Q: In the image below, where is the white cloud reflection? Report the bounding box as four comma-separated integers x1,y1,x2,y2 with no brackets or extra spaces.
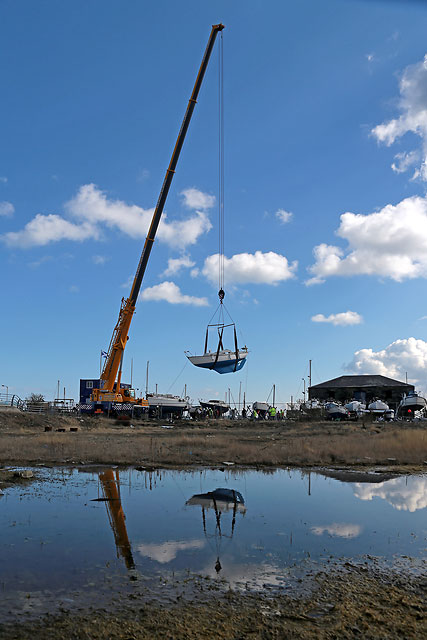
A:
311,523,362,538
353,476,427,513
137,539,205,563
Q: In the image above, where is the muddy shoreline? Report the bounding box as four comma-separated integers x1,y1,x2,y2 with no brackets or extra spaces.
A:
1,566,425,639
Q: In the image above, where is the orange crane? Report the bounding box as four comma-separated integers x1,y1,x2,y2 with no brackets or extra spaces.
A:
90,24,224,409
98,469,135,570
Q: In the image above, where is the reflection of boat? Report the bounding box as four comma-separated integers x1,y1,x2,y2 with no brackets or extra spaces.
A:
186,488,246,574
186,488,246,514
147,393,188,414
98,469,135,571
398,391,426,417
199,399,230,415
186,348,248,374
368,399,389,413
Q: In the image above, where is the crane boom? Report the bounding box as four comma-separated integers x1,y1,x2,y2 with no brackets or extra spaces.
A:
92,23,224,404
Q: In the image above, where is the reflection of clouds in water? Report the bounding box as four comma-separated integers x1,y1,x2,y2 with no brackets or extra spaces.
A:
137,539,205,563
353,477,427,513
311,523,362,538
202,559,286,588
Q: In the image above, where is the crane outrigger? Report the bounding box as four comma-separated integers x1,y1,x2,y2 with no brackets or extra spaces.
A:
90,24,224,410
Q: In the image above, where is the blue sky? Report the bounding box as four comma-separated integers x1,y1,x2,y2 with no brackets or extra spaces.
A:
2,0,427,405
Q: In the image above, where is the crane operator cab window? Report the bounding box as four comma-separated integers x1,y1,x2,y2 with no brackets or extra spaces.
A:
122,388,135,399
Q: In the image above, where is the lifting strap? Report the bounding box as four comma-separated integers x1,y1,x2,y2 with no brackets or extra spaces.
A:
211,325,224,369
204,326,209,355
233,325,239,372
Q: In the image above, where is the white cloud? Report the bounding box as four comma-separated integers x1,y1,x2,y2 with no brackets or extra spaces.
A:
180,187,215,211
2,183,212,249
275,209,293,224
311,523,362,538
0,201,14,217
307,195,427,284
345,336,427,384
203,251,297,286
161,254,195,277
67,184,212,249
137,539,205,563
311,311,363,326
2,214,99,248
0,176,7,184
69,285,79,293
92,254,108,266
353,477,427,512
372,53,427,180
140,281,208,306
391,150,420,175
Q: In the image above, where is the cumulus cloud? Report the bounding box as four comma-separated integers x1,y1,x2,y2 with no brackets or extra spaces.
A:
0,201,14,217
311,523,362,538
307,195,427,284
2,214,99,247
311,311,363,326
353,476,427,512
203,251,297,286
137,539,205,563
140,281,208,306
67,184,212,249
345,336,427,384
372,54,427,180
161,254,195,277
275,209,293,224
1,184,212,249
180,187,215,211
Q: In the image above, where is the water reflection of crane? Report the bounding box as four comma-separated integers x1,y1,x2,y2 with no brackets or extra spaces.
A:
186,488,246,574
98,469,135,571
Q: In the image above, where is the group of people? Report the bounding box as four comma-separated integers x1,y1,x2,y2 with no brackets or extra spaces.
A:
189,405,286,420
249,406,285,420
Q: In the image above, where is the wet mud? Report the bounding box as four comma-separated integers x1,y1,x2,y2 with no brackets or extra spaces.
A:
1,567,425,639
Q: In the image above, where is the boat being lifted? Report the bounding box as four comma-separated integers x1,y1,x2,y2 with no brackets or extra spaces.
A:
186,347,248,374
186,303,248,374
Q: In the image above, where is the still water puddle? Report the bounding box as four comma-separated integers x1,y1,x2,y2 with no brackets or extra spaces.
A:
0,467,425,621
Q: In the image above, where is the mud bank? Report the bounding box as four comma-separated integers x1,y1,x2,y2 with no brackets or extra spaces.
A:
1,567,425,639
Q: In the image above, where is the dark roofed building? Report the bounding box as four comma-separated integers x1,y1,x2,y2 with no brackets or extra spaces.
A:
308,375,414,409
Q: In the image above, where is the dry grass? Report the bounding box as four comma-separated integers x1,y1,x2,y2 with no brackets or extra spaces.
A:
0,411,426,467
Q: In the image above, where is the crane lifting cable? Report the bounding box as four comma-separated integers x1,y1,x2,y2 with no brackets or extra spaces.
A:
186,32,248,375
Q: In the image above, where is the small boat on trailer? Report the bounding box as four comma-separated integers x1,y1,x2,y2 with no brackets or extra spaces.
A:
325,402,349,420
398,391,426,417
199,399,230,415
368,399,389,414
147,393,188,415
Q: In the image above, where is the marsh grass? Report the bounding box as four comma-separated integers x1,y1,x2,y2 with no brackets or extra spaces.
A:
0,415,426,466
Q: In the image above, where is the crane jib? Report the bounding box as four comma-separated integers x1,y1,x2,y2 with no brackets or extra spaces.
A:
129,23,224,307
95,23,224,400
